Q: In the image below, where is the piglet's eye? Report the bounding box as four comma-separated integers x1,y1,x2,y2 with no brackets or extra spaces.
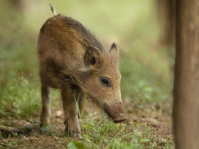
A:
101,77,111,87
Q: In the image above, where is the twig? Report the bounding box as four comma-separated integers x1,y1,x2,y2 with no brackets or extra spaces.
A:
0,126,19,133
0,122,40,135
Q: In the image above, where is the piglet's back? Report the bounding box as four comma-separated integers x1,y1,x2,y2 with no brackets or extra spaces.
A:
37,14,103,69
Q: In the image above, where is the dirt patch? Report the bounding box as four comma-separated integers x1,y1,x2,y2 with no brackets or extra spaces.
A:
0,100,173,148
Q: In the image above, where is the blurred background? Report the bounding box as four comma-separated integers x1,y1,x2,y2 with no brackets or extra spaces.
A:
0,0,174,119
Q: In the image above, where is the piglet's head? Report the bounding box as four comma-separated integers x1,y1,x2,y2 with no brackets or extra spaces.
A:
82,43,126,123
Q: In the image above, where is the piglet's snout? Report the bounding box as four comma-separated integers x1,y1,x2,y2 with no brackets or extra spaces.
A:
104,101,126,123
113,113,127,123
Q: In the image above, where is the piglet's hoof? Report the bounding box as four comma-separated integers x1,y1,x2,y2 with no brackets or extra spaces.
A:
65,128,82,139
40,123,51,135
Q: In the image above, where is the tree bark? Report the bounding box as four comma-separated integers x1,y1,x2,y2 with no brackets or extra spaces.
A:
157,0,176,46
173,0,199,149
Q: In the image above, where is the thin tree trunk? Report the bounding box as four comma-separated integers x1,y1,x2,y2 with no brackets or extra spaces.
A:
157,0,175,46
9,0,23,10
173,0,199,148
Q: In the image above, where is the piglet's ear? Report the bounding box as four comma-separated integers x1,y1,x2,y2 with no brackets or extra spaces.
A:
84,45,102,67
109,43,119,58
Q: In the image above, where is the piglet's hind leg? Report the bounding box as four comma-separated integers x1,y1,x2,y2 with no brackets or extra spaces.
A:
40,85,51,127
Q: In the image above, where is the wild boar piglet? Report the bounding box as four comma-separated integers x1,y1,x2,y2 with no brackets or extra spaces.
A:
37,7,126,138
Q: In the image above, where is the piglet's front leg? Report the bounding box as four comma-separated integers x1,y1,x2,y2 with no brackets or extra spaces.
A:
61,88,81,138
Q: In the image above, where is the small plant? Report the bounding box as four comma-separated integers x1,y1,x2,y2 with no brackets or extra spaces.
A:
0,76,40,119
67,141,86,149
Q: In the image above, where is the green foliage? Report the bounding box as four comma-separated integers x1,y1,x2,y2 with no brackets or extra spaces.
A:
73,115,173,149
0,76,40,119
67,141,86,149
0,4,39,119
120,55,171,104
107,139,144,149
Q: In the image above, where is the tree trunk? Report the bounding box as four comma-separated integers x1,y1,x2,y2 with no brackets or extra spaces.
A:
173,0,199,149
9,0,23,11
157,0,176,46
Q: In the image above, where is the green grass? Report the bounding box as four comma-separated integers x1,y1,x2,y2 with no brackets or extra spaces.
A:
0,76,40,119
0,21,40,120
66,114,173,149
120,53,171,104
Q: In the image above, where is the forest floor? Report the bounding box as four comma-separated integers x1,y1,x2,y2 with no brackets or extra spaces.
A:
0,99,173,149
